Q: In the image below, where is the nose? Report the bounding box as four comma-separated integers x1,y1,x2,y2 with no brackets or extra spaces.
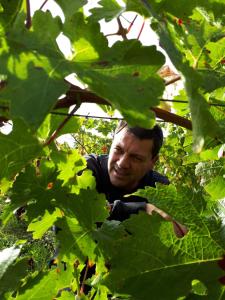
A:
117,154,130,169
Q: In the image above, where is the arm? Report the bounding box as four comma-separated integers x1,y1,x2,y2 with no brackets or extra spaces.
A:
108,200,146,222
108,201,188,238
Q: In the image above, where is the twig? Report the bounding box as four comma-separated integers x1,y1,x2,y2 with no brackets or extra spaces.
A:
120,14,132,24
137,20,145,40
71,134,90,154
116,17,128,40
44,104,80,146
25,0,32,29
105,17,128,39
127,14,138,33
73,260,81,297
51,111,123,120
152,107,192,130
80,262,90,294
55,83,193,130
165,75,181,86
39,0,49,10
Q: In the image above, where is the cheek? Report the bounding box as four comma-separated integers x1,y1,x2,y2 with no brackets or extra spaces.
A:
108,152,116,168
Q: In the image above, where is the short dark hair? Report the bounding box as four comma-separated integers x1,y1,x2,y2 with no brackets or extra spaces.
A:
115,120,163,158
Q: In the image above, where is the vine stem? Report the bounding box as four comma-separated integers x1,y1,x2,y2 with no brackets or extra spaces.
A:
127,14,138,33
165,75,181,86
80,262,90,294
25,0,32,29
137,20,145,40
44,104,80,146
71,134,90,154
39,0,49,10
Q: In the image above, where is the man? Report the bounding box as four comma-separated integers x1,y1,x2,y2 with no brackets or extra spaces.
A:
85,120,187,236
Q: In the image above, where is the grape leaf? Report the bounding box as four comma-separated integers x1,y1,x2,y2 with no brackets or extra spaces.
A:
0,119,42,181
101,214,225,300
57,149,87,186
55,0,88,20
205,176,225,201
58,189,109,230
16,264,75,300
56,216,98,263
27,207,64,239
63,12,165,127
0,245,22,280
138,0,225,150
0,256,28,297
89,0,124,22
0,11,69,129
0,0,23,28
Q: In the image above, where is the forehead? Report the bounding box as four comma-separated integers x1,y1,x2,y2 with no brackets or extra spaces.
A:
112,128,154,156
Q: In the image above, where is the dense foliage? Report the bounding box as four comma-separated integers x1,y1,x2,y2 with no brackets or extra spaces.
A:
0,0,225,299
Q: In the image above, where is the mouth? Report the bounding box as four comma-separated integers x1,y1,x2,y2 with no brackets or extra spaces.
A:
113,166,129,178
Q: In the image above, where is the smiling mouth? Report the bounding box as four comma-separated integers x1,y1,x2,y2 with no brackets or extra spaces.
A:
113,167,129,178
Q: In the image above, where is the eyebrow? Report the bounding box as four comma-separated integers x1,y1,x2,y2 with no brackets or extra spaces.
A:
114,144,146,160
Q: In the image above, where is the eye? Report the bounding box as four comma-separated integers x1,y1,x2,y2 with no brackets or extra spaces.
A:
114,146,123,154
133,156,144,162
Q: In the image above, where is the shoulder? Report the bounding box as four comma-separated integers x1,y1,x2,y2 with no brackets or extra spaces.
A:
85,154,108,173
152,170,170,185
140,170,170,188
84,154,110,193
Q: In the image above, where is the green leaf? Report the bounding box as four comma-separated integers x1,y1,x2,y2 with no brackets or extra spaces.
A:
0,11,69,129
63,12,108,62
75,39,165,127
0,119,42,181
205,176,225,201
0,245,22,280
137,0,225,150
186,79,224,152
63,11,165,127
58,189,108,230
27,208,64,239
90,0,124,22
0,0,23,29
183,145,222,164
0,256,28,297
0,53,67,129
55,0,88,20
56,216,98,263
102,214,224,300
57,149,86,186
16,264,75,299
125,0,149,17
5,163,65,224
37,110,83,141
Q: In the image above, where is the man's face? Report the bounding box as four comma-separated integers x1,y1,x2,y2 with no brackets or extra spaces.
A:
108,128,158,191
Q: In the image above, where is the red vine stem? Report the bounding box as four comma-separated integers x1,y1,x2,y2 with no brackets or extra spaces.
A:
25,0,32,29
137,20,145,40
55,83,192,130
44,104,80,146
127,14,138,33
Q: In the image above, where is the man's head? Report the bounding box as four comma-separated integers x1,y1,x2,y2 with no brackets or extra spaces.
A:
108,121,164,191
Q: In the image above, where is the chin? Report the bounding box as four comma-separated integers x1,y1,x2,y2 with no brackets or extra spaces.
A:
110,175,126,189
